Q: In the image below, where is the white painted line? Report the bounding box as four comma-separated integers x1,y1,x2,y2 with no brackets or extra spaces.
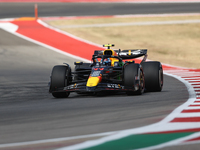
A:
54,20,200,28
164,71,199,75
175,113,200,117
0,132,115,148
184,107,200,109
114,13,200,18
41,13,200,21
0,22,18,32
164,72,197,75
146,122,200,132
192,102,200,104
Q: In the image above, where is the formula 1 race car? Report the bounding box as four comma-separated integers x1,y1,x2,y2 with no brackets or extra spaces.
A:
49,44,163,98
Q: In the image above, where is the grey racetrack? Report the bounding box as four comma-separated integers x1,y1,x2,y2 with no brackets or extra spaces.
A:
0,3,200,19
0,2,198,150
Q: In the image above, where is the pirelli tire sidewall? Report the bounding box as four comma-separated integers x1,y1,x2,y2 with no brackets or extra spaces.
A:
50,65,71,98
141,61,163,92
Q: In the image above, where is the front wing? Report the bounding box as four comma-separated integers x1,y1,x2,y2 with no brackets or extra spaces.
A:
50,82,140,93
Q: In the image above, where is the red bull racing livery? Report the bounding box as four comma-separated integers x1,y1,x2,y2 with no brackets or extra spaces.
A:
49,44,163,98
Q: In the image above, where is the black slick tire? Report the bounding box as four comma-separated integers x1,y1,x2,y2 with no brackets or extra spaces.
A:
50,65,71,98
124,63,145,95
141,61,163,92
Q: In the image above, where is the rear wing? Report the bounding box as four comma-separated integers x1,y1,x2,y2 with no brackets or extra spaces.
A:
94,50,119,56
94,49,147,60
118,49,147,59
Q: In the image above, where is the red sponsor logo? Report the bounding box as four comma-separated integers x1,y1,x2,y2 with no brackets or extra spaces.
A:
93,68,104,71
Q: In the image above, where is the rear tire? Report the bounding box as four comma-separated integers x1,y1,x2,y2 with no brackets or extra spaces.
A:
50,65,71,98
141,61,163,92
124,63,145,95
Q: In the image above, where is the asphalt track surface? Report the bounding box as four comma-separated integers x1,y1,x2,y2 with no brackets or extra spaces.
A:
0,2,197,149
0,28,188,144
0,3,200,19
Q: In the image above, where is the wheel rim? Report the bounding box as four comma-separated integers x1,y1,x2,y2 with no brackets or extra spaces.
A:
139,70,145,93
159,67,163,89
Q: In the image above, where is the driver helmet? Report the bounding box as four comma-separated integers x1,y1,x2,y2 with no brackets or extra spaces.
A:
103,58,111,66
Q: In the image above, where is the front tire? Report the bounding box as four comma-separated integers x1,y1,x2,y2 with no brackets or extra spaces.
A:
124,63,145,95
50,65,71,98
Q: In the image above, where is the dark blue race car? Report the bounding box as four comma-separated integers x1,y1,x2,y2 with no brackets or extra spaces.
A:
49,44,163,98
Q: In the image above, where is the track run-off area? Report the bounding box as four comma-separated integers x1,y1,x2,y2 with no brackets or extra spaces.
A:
0,15,200,149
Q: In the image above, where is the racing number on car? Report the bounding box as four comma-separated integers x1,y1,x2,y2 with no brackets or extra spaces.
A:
91,71,101,77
